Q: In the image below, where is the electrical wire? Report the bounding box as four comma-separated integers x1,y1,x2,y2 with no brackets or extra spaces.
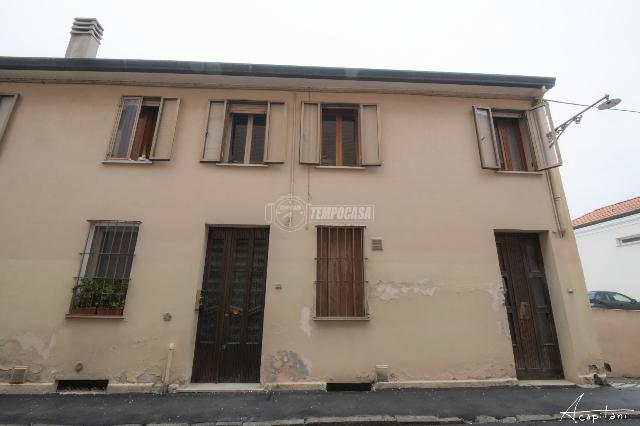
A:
546,99,640,114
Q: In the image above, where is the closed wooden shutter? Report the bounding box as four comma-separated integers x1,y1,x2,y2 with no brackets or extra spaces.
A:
150,97,180,160
526,102,562,170
0,94,18,150
265,102,287,163
316,226,366,318
473,106,501,170
359,104,382,166
300,102,321,164
202,100,228,162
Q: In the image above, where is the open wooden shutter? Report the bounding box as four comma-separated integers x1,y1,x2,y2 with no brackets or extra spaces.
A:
472,106,501,170
149,97,180,160
526,102,562,170
265,102,287,163
0,94,18,149
300,102,320,164
202,100,228,162
360,104,382,166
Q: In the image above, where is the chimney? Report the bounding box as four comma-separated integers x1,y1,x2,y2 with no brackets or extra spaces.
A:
65,17,104,58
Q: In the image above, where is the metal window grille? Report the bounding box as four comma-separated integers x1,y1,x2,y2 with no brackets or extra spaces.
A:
315,226,367,319
70,222,140,315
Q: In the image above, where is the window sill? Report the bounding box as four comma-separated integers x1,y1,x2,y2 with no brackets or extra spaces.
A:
315,166,366,170
65,314,125,319
495,170,543,176
215,163,269,167
313,315,370,321
102,159,153,165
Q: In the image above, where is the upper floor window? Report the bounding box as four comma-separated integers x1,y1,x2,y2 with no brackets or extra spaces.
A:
69,221,140,316
300,103,382,167
321,107,359,166
0,94,18,151
201,100,287,164
617,234,640,246
106,96,180,162
473,102,561,172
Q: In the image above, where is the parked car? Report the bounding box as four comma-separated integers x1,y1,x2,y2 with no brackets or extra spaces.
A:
588,291,640,310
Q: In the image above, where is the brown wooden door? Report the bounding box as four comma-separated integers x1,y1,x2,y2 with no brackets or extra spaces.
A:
495,232,563,379
192,227,269,383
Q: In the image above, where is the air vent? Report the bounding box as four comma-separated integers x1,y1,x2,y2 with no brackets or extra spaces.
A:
326,382,372,392
9,366,27,384
56,379,108,393
371,238,383,251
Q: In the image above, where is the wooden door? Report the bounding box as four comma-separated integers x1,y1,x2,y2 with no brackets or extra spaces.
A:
192,227,269,383
495,232,563,379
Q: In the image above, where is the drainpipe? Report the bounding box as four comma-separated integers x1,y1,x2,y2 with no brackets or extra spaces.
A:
162,343,175,394
545,170,565,238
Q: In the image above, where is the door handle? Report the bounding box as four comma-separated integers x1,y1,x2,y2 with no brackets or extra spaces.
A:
195,289,204,311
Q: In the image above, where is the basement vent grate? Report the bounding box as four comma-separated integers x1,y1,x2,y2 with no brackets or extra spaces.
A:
56,379,108,393
9,366,28,384
371,238,383,251
326,382,372,392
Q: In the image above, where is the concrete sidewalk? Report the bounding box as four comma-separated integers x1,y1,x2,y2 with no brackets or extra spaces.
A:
0,385,639,425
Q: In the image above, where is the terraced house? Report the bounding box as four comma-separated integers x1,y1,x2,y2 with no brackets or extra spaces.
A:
0,18,604,393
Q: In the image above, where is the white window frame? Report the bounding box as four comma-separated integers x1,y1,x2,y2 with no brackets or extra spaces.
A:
223,111,266,164
617,234,640,247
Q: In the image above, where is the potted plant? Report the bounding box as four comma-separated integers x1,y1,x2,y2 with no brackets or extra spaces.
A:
69,278,98,315
96,279,126,316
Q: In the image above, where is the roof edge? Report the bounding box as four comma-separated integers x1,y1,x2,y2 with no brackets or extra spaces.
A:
0,57,556,89
573,208,640,230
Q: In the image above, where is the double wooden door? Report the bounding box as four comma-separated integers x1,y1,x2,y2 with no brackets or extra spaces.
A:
192,227,269,383
495,233,564,379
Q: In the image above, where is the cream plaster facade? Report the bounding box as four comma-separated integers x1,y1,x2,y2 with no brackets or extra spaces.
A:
0,69,602,392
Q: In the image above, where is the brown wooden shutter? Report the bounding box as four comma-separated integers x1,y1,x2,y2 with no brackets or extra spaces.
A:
0,94,18,150
229,103,267,114
202,100,228,162
149,97,180,160
359,104,382,166
300,102,321,164
472,106,501,170
265,102,287,163
526,102,562,170
316,226,366,318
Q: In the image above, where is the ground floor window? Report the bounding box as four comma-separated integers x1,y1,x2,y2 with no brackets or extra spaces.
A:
315,226,367,318
69,221,140,316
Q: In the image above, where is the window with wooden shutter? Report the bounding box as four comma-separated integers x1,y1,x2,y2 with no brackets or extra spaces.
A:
315,226,367,319
107,96,180,162
203,100,286,164
473,105,559,172
0,94,18,151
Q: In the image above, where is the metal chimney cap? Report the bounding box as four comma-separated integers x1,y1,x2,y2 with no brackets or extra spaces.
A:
70,17,104,41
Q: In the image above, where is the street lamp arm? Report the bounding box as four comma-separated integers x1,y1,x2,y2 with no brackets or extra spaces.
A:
554,94,610,139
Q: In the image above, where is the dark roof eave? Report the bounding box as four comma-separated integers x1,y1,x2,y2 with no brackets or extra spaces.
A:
0,57,555,89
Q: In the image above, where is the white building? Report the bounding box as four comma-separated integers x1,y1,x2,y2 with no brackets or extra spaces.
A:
573,197,640,300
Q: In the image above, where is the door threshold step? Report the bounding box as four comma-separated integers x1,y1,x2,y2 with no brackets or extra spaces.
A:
517,379,575,387
178,383,265,393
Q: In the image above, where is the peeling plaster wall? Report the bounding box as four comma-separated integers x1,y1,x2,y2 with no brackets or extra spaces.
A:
0,81,600,388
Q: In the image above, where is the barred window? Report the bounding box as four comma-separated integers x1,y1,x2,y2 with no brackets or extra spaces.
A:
315,226,366,319
69,222,140,316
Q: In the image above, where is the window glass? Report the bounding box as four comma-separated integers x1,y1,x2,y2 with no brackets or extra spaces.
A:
612,293,633,303
342,113,357,167
321,112,337,165
494,117,526,171
111,99,139,158
250,114,266,164
228,114,248,163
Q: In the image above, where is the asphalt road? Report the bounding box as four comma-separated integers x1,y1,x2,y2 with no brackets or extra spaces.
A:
0,386,639,425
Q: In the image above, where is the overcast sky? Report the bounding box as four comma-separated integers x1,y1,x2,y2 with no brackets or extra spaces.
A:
1,0,638,218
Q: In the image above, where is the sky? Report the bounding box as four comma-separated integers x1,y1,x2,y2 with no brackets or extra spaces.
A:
1,0,638,218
